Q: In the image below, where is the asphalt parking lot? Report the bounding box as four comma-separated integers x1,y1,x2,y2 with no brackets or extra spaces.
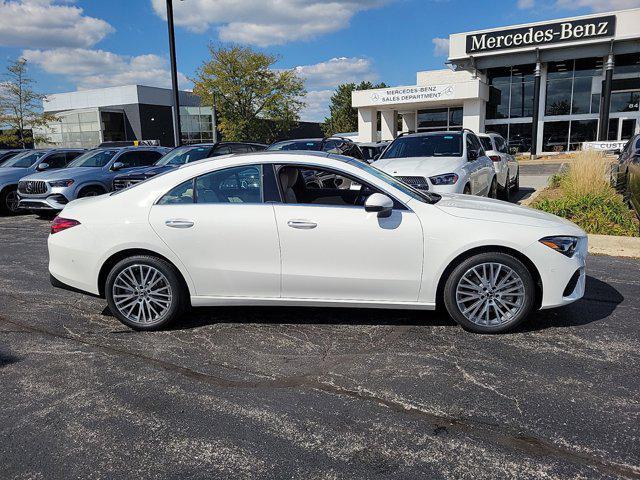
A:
1,213,639,479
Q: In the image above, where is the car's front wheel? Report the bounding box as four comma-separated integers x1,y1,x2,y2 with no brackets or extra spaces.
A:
105,255,186,330
443,252,536,333
0,186,20,214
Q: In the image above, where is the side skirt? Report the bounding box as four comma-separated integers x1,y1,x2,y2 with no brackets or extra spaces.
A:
190,296,436,310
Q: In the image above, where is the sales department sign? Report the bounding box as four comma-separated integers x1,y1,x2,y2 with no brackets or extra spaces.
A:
369,85,455,105
466,15,615,54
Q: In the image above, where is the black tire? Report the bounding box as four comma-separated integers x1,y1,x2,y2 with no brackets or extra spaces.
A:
78,186,105,198
513,169,520,192
489,177,498,199
443,252,536,334
463,184,471,195
105,255,186,331
0,186,20,215
499,171,511,201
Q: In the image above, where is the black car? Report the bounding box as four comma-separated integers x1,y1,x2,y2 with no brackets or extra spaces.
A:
112,142,267,191
267,137,366,161
612,134,640,217
0,149,26,166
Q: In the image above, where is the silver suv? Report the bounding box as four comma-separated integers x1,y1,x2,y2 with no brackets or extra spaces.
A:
1,149,85,214
17,146,168,213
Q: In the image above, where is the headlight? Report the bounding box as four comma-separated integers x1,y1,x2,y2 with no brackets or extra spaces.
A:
49,179,74,188
539,236,579,257
429,173,458,185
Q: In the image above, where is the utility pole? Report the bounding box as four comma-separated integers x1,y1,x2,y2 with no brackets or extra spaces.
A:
166,0,181,147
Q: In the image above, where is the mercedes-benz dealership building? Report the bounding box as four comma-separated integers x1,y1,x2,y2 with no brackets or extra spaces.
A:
353,8,640,154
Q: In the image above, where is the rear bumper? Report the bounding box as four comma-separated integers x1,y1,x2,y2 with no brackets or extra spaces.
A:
50,273,100,298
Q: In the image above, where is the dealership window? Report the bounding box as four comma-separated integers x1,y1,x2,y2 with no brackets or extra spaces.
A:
614,53,640,75
610,91,640,113
417,107,462,131
545,58,603,116
542,119,598,152
487,65,534,120
180,106,215,145
485,123,532,154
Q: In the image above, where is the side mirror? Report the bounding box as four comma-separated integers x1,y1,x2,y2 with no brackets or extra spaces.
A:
111,161,125,171
364,193,393,218
373,153,381,161
467,150,478,161
36,163,50,171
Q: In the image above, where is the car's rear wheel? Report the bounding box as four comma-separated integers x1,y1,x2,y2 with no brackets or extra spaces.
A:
489,177,498,198
499,170,511,201
0,186,20,214
105,255,186,330
443,252,536,333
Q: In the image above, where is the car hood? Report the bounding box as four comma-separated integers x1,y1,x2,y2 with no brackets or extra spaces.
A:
435,193,585,232
116,165,175,179
374,156,464,177
21,167,106,182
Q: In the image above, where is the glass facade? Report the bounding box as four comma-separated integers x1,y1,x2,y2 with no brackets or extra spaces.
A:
35,109,109,148
487,65,535,120
180,106,215,145
545,58,603,116
417,107,462,131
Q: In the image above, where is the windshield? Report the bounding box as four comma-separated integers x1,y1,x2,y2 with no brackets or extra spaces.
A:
1,151,47,168
268,140,322,151
156,146,212,166
349,161,440,204
381,134,462,159
68,149,118,168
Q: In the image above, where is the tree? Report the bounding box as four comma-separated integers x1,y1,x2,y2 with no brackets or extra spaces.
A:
0,58,56,148
322,81,387,136
192,45,306,144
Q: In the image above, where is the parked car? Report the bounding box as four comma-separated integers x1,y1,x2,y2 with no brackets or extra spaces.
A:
373,130,497,197
17,146,169,213
612,134,640,218
0,149,26,166
0,148,85,214
478,132,520,201
49,152,587,334
356,141,391,163
268,137,366,161
112,142,267,191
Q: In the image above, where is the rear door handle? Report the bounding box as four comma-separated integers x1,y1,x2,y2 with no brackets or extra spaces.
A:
287,220,317,229
165,219,194,229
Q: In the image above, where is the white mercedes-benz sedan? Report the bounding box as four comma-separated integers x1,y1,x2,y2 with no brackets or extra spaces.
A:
48,151,587,333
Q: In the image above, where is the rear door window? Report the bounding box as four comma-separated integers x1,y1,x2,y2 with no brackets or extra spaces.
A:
44,153,68,169
479,137,493,152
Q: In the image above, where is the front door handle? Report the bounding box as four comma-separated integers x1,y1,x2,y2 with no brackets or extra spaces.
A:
287,220,317,229
165,219,194,229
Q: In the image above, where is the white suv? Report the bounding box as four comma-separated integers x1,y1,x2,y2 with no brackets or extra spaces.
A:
478,132,520,201
373,130,496,197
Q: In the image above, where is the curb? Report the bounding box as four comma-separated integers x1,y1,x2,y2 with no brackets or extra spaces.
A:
588,234,640,258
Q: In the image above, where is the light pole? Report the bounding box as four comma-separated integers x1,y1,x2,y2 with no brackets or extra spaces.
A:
166,0,181,147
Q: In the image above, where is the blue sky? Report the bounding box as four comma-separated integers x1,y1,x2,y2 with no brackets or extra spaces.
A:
0,0,636,121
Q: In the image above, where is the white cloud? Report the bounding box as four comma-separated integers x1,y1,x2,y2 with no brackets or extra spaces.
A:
432,37,450,57
299,89,333,122
518,0,640,10
293,56,378,122
294,57,377,90
150,0,392,46
0,0,113,48
22,48,189,90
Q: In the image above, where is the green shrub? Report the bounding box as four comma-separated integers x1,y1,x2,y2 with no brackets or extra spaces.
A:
533,191,639,237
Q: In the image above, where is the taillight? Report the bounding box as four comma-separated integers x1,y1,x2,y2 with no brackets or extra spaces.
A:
489,155,501,162
51,217,80,234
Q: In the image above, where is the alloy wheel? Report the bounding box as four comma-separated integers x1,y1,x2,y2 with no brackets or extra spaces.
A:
111,264,173,325
6,190,19,212
455,262,526,327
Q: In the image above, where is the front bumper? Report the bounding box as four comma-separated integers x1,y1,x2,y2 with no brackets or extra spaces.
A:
524,236,588,309
18,194,68,211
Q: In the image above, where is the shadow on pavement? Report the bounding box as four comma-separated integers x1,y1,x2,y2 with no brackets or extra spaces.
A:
512,187,536,204
518,275,624,332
